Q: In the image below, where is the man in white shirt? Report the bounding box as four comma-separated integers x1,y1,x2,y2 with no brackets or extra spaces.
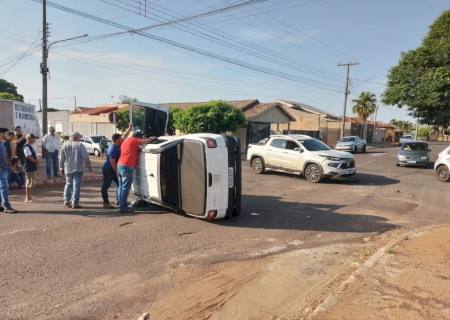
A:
42,127,60,181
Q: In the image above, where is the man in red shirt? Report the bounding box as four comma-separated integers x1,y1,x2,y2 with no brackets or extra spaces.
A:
117,127,155,213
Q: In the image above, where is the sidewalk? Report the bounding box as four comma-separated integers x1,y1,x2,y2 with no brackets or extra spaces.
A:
314,226,450,320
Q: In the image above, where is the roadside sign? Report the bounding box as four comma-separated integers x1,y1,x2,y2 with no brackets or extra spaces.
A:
109,112,117,124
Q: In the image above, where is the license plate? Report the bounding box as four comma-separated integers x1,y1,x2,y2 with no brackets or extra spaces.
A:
407,160,416,164
228,167,234,188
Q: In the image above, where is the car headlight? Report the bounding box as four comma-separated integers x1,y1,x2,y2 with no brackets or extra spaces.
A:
420,156,428,160
398,155,406,160
320,155,341,161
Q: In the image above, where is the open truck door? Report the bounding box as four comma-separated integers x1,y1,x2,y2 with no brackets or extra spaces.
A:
130,102,169,137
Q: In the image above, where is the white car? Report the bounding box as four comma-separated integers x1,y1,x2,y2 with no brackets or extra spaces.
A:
81,135,108,156
247,134,356,183
130,102,241,220
399,134,414,145
335,136,367,153
434,145,450,182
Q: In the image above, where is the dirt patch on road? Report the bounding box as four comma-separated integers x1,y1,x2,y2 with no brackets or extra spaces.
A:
314,226,450,320
147,240,389,320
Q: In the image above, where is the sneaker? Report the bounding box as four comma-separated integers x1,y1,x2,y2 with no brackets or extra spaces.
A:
64,202,70,207
103,203,113,209
119,208,133,214
0,207,4,212
72,204,82,209
4,208,18,213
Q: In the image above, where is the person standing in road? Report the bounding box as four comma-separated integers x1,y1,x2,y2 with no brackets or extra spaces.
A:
43,126,60,182
117,126,155,213
101,134,121,209
14,126,26,166
23,134,38,203
59,132,91,209
0,128,17,213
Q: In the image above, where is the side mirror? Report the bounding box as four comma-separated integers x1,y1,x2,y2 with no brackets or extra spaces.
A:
294,147,303,153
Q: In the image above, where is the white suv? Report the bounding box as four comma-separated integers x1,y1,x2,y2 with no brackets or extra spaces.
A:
434,145,450,182
247,135,356,183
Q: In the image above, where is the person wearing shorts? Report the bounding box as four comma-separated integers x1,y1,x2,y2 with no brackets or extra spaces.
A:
23,134,38,202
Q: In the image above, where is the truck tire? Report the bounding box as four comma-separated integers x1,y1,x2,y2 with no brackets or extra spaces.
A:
251,157,265,174
304,163,322,183
436,165,450,182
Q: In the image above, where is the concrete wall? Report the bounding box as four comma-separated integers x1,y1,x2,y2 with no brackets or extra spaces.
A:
36,110,70,134
0,100,14,129
69,113,115,138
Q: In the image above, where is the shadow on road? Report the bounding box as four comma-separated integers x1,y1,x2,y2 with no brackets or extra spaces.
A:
261,171,400,186
216,195,397,233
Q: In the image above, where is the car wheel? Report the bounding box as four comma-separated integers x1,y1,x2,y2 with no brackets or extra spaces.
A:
362,144,366,153
251,157,265,174
94,149,101,157
304,163,322,183
352,145,357,153
436,165,450,182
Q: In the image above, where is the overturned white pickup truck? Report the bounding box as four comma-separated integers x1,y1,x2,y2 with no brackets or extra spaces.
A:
130,102,241,220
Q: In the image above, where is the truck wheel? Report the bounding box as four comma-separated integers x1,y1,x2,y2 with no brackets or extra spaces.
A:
304,163,322,183
251,157,265,174
436,165,450,182
94,149,101,157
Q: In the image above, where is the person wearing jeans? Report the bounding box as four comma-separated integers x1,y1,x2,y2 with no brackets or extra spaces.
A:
116,125,155,213
59,132,91,209
43,127,60,181
64,171,83,206
0,128,17,213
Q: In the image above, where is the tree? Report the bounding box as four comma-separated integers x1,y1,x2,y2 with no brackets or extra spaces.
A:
389,119,414,132
118,95,138,105
172,101,245,134
382,10,450,127
0,78,24,101
352,91,377,139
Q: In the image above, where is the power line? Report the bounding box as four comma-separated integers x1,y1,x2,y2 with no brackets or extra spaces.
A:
29,0,342,92
0,33,41,77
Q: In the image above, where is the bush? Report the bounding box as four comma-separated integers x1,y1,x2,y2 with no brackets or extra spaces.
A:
417,127,433,139
171,101,245,134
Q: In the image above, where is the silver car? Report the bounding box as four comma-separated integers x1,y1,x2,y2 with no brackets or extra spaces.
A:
335,136,367,153
396,141,430,167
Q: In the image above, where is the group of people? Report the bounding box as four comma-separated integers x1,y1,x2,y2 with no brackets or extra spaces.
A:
0,123,155,214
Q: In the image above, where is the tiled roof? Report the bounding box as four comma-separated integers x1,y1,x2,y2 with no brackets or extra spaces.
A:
345,117,394,128
275,99,340,119
244,102,296,121
161,99,260,111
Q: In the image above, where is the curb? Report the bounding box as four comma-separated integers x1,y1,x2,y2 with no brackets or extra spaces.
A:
309,224,450,318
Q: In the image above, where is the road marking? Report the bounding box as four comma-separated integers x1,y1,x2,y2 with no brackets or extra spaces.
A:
0,228,37,237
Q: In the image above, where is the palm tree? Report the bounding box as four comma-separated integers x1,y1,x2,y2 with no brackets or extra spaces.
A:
352,91,377,139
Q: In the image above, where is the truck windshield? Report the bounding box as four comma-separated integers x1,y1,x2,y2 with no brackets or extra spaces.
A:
299,139,331,151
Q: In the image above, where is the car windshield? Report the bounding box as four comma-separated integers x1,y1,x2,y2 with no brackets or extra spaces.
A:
402,135,412,139
299,139,331,151
402,143,428,151
91,136,106,143
341,137,355,142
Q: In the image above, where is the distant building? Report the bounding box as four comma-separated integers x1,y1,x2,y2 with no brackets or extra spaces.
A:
162,99,295,152
36,110,70,134
69,104,128,137
0,99,40,136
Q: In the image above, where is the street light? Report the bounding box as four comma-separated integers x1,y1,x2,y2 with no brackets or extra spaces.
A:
41,33,88,136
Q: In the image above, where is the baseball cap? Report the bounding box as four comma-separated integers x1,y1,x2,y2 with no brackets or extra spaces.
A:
26,133,36,139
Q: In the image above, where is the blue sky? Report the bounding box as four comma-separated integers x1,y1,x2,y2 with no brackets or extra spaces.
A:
0,0,448,122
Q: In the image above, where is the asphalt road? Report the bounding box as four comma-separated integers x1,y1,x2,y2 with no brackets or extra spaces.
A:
1,142,449,319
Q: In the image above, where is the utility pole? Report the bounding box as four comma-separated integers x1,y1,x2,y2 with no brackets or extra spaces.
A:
338,62,359,139
74,96,77,109
41,0,49,136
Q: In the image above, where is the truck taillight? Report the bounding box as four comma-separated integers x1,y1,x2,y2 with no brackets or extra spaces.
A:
207,210,217,220
206,138,217,148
